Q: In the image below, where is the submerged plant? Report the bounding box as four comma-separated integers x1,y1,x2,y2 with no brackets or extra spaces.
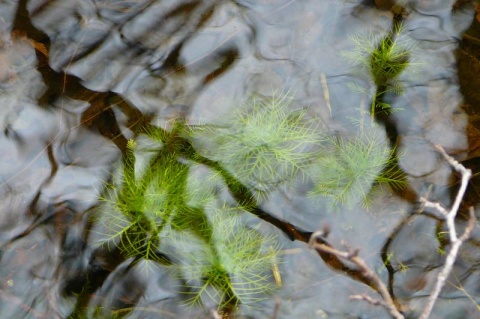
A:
162,205,280,311
190,91,323,193
342,23,417,120
309,129,405,209
368,25,411,89
95,121,281,313
94,121,200,261
184,90,407,211
92,84,409,316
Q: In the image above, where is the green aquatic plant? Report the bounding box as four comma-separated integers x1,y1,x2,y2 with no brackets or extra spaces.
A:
190,91,323,193
93,87,408,315
95,122,196,263
162,205,280,311
186,90,406,211
368,24,412,89
309,129,405,209
342,23,416,120
97,156,188,262
95,121,281,313
330,24,412,206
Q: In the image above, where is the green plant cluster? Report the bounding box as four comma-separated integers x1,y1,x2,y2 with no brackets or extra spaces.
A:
96,121,281,313
189,91,405,209
98,127,194,262
93,25,417,314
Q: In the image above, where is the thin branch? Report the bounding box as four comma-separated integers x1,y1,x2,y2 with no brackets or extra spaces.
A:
420,200,449,218
418,145,475,319
320,73,332,117
309,232,405,319
433,144,471,220
418,207,476,319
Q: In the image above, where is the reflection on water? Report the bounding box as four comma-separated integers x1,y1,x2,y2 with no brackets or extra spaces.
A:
0,0,479,318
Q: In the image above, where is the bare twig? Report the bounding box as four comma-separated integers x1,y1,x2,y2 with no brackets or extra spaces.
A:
418,144,475,319
309,232,405,319
320,73,332,117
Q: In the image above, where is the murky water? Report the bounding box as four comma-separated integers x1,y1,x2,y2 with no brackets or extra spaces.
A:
1,1,479,318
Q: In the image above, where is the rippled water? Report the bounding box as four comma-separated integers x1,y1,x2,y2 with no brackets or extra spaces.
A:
0,1,479,318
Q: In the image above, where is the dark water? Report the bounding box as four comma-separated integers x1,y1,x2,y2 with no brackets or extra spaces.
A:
0,0,479,318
